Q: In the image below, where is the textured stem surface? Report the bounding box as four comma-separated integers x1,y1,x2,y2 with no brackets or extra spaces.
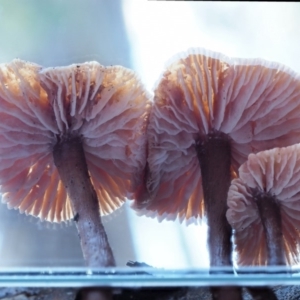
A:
253,190,285,266
211,287,242,300
196,131,242,300
76,288,113,300
196,131,232,267
53,134,115,267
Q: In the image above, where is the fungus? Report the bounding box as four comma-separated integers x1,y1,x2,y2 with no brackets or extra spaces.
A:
133,48,300,299
227,144,300,266
0,59,151,267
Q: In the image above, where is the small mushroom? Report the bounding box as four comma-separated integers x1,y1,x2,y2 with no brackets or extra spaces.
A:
133,48,300,299
0,59,151,267
227,144,300,266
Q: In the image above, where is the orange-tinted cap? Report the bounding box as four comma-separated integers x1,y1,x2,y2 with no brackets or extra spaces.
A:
227,144,300,265
133,48,300,224
0,60,151,222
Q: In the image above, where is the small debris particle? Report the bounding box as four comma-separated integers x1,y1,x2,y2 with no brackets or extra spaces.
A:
74,213,79,222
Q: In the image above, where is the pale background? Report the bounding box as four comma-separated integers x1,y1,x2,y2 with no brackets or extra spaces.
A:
0,0,299,269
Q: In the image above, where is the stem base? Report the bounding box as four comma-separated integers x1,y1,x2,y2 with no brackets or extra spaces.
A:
53,134,115,267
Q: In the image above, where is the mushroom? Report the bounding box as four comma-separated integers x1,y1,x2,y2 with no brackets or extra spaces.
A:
227,144,300,266
133,48,300,299
0,59,151,268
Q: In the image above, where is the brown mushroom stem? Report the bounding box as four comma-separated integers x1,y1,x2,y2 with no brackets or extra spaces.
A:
196,131,232,267
252,189,286,266
196,131,242,300
53,134,116,267
210,287,242,300
75,288,113,300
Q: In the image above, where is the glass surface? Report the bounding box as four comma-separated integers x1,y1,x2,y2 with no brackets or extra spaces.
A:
0,1,300,296
0,267,299,287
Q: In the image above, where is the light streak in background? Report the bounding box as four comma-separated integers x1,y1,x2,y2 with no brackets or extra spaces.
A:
123,1,300,92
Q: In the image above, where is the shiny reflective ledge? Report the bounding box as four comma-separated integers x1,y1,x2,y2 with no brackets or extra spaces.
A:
0,267,299,287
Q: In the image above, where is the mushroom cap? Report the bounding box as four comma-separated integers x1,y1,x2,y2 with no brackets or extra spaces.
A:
133,48,300,223
0,60,151,222
227,144,300,265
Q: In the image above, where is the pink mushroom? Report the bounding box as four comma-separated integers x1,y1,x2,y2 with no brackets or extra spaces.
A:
227,144,300,266
133,48,300,299
0,59,151,268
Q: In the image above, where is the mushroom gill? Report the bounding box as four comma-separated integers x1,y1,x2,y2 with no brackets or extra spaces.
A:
227,144,300,266
0,60,151,268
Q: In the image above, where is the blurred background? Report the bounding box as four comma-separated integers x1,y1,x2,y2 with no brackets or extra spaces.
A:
0,0,299,269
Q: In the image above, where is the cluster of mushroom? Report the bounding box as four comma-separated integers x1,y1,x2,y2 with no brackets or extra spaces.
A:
131,49,300,299
1,48,300,299
133,48,300,264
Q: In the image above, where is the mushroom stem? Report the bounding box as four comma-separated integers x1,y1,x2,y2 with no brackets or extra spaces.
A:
53,134,115,267
210,287,242,300
196,131,232,267
196,131,242,300
76,288,113,300
252,189,286,266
